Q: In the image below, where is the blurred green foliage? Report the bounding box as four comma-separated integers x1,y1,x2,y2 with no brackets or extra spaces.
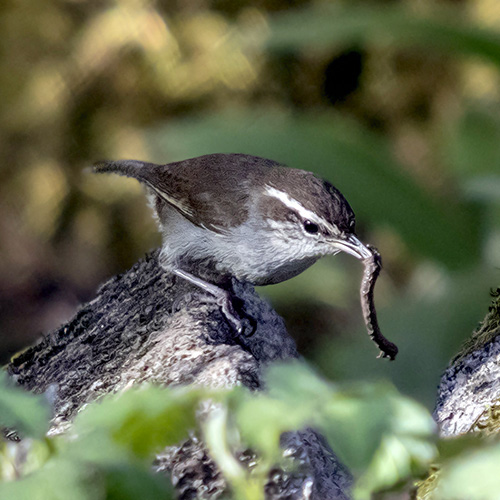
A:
0,372,50,440
0,361,436,500
263,3,500,64
2,359,499,499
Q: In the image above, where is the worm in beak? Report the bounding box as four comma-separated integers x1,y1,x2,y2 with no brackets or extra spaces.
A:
332,235,398,360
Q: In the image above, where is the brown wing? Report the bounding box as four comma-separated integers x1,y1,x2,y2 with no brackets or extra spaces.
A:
93,153,278,232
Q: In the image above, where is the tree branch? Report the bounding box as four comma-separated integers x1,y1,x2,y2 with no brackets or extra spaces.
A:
8,249,352,500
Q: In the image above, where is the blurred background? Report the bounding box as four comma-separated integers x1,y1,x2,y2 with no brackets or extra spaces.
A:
1,0,500,409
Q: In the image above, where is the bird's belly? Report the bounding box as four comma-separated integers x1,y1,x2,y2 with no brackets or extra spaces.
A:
241,256,319,286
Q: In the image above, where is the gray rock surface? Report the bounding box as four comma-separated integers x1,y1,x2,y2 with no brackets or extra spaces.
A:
434,290,500,437
8,249,352,499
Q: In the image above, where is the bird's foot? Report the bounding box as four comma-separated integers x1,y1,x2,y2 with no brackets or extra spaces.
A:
172,268,256,337
216,294,255,337
197,292,255,336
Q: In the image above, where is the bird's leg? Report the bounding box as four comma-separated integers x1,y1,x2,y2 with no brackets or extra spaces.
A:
172,268,254,336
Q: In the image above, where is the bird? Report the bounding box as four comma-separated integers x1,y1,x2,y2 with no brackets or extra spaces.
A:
93,153,397,359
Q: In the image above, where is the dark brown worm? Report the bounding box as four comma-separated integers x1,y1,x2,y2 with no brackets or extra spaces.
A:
360,246,398,360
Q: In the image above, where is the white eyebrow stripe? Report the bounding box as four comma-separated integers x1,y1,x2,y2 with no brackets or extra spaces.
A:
264,185,339,235
265,186,320,223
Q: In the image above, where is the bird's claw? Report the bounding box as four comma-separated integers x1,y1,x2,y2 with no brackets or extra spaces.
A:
218,295,256,337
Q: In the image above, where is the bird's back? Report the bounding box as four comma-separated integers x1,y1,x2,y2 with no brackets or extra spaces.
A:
94,153,281,232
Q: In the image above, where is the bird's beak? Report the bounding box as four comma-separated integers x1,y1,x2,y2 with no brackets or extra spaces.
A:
331,234,373,260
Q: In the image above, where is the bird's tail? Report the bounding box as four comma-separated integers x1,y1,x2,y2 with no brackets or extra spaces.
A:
92,159,159,184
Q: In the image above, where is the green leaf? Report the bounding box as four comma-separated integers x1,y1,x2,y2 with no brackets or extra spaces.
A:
0,457,103,500
264,360,333,407
204,405,265,500
0,371,50,439
437,433,487,461
73,385,200,458
262,5,500,68
434,441,500,500
235,361,436,497
233,362,335,463
0,437,53,481
102,462,174,500
149,109,482,268
319,386,436,497
319,384,397,472
353,397,437,498
235,394,311,464
0,455,174,500
0,386,184,499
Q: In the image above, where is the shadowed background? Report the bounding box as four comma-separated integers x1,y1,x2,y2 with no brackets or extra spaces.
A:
1,0,500,408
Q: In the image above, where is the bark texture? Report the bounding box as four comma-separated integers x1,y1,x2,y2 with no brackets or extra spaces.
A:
415,290,500,499
434,289,500,437
7,249,352,500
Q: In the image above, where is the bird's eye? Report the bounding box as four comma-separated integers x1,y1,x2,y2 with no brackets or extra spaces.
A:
303,220,319,234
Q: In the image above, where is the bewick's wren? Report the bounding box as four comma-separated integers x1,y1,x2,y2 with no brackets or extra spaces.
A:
93,153,398,360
